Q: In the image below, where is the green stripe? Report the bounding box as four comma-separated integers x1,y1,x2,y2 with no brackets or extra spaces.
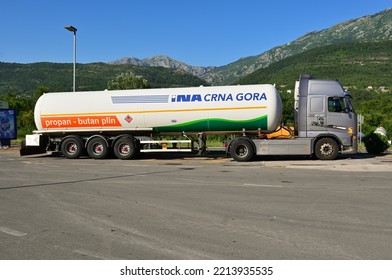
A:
154,115,268,132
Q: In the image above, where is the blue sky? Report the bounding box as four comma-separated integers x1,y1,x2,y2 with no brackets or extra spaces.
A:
1,0,391,67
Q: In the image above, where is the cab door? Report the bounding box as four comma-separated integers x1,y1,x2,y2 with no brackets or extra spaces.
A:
307,96,327,137
326,96,350,132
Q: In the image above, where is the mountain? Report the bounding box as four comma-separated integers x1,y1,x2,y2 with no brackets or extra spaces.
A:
238,40,392,90
0,62,209,96
108,9,392,85
109,55,215,77
202,8,392,85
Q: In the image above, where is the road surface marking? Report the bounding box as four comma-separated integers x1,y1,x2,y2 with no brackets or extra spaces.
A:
0,226,27,237
73,249,117,260
243,183,283,188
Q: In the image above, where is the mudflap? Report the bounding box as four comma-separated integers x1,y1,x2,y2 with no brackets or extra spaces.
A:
20,135,49,156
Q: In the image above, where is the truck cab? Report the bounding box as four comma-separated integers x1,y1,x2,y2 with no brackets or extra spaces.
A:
229,74,357,161
295,74,357,157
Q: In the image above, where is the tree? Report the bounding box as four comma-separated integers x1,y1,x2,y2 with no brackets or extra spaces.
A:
3,86,48,138
33,86,48,104
357,93,392,138
107,73,149,90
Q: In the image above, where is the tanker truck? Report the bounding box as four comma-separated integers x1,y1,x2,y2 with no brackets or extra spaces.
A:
20,74,357,161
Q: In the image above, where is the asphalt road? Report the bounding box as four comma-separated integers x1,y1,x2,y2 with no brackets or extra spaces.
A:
1,149,391,259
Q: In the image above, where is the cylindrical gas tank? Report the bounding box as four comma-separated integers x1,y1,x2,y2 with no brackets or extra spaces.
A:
34,84,282,133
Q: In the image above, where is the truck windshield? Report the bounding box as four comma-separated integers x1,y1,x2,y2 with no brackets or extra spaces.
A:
344,97,355,113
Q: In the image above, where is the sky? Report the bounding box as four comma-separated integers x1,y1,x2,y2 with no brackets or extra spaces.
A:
1,0,391,67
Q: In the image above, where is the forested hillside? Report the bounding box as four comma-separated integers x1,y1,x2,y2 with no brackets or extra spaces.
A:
0,62,209,96
238,41,392,88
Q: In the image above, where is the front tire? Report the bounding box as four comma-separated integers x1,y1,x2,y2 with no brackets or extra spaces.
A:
314,138,339,160
230,139,254,162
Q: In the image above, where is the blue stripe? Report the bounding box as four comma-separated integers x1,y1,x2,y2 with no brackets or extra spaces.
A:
112,95,169,104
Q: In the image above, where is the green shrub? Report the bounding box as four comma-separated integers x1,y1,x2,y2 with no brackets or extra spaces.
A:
363,132,390,154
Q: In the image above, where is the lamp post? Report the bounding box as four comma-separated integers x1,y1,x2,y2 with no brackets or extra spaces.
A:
64,25,77,92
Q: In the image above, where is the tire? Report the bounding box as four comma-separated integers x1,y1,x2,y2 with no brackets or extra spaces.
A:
314,138,339,160
87,137,109,159
61,136,84,159
230,139,254,162
113,137,137,160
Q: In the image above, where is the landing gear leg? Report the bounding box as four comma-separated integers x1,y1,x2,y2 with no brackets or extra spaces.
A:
197,132,207,156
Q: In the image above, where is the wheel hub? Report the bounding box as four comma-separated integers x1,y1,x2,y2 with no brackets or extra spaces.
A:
67,144,77,154
121,145,130,155
236,145,248,157
320,143,333,156
93,144,104,155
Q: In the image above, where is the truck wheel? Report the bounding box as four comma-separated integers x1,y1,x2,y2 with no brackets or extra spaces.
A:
113,137,137,160
230,139,254,162
315,138,339,160
61,136,84,159
87,137,109,159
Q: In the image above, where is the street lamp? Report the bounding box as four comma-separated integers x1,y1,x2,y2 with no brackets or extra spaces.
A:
64,25,77,92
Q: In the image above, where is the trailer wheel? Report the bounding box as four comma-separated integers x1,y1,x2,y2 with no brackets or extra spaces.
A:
87,137,109,159
61,136,84,159
230,139,254,162
113,137,137,160
315,138,339,160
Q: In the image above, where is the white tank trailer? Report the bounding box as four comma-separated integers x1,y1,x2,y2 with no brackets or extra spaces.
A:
33,84,281,134
21,74,357,161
